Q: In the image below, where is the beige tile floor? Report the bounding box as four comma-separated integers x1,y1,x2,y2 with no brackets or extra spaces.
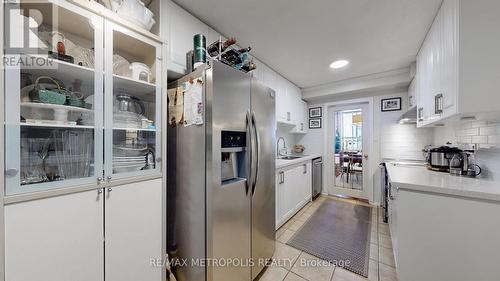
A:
258,195,398,281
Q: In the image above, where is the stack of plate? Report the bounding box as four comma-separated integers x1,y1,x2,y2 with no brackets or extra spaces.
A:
114,111,144,129
113,155,146,173
113,142,148,173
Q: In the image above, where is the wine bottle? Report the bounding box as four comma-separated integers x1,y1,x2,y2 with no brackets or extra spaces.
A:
207,37,237,57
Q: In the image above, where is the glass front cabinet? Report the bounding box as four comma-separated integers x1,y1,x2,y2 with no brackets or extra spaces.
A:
4,0,163,196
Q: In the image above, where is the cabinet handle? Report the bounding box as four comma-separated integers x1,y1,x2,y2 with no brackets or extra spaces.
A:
97,177,103,184
97,189,103,195
388,183,395,200
418,107,424,121
279,171,285,184
5,168,18,176
107,187,113,193
106,176,112,183
435,94,443,114
303,164,307,174
286,112,291,121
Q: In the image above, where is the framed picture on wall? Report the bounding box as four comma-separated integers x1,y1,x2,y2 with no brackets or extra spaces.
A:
309,118,322,129
309,107,322,118
381,97,402,112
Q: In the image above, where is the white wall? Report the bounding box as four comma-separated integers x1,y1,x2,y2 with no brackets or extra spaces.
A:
374,93,433,161
295,109,325,156
300,89,438,205
276,126,298,155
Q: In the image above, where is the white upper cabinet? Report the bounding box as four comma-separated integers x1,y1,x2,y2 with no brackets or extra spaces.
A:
291,100,308,134
416,0,500,127
408,78,416,109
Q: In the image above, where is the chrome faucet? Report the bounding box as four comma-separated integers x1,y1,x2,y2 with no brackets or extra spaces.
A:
276,137,287,157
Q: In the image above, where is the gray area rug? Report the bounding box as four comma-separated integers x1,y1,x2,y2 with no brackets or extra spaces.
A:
287,199,372,277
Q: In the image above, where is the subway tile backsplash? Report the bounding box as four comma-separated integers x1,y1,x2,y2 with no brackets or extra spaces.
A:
455,120,500,147
433,118,500,181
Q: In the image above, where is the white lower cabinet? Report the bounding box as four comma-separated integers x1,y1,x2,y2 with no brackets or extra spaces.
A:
388,185,500,281
4,178,163,281
105,179,163,281
276,162,312,229
5,190,105,281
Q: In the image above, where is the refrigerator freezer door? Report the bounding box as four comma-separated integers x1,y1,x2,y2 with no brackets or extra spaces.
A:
250,79,276,280
208,62,252,281
167,66,208,281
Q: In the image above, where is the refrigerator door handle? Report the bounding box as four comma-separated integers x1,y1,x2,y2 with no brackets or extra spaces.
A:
246,110,253,195
251,111,260,196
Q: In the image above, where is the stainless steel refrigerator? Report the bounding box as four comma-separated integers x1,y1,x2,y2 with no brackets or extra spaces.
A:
167,61,276,281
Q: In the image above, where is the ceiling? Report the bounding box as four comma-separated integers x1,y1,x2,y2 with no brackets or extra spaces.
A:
173,0,442,89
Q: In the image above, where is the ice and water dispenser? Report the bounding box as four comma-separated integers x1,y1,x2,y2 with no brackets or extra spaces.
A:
221,131,246,183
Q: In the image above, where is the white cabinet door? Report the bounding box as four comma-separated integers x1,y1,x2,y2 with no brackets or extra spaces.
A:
282,167,297,219
441,0,458,117
416,0,458,126
276,171,285,228
408,78,416,108
296,163,312,207
303,162,312,202
291,99,308,134
5,190,104,281
289,164,311,212
105,179,163,281
275,76,290,122
168,1,209,73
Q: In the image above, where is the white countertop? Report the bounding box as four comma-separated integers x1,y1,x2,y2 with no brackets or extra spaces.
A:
276,154,322,169
386,162,500,202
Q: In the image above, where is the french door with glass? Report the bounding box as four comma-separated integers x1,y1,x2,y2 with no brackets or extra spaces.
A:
330,103,370,199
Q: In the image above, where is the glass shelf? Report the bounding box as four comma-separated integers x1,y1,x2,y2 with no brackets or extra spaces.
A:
4,0,103,196
4,0,162,196
105,21,162,179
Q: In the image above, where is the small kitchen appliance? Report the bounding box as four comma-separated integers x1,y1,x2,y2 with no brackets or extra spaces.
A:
449,151,482,177
426,146,463,172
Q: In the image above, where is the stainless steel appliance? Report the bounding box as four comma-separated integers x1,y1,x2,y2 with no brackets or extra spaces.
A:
449,151,482,177
312,157,322,199
379,163,389,223
380,160,426,223
397,106,417,124
167,61,276,281
426,146,462,171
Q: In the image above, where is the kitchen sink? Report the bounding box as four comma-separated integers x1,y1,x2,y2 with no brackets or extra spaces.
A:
279,156,302,160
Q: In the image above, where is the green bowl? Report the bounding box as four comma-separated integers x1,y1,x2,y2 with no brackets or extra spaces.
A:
29,89,67,105
66,98,86,108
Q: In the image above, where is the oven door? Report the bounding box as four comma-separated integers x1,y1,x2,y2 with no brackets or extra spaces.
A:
380,163,389,223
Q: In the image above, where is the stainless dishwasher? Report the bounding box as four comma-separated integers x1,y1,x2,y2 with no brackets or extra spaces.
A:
312,157,323,199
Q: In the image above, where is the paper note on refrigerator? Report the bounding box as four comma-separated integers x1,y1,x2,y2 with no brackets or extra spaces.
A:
183,78,204,127
167,86,184,126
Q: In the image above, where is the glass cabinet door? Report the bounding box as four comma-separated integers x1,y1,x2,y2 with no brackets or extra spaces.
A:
104,21,162,179
4,1,104,195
